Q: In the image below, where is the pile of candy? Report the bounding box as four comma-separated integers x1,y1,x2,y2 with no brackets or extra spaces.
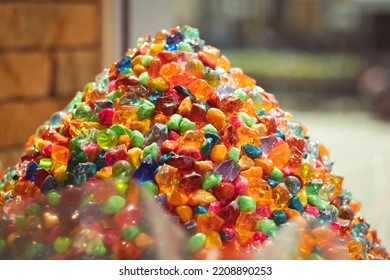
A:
0,26,388,260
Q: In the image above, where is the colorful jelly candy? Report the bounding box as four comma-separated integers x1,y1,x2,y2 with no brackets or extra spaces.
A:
0,25,388,260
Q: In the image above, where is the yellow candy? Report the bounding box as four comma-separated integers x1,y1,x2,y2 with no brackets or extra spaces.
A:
205,231,223,248
35,140,51,154
127,148,143,169
296,188,308,207
206,108,226,130
149,43,165,56
117,134,131,149
129,119,151,134
51,163,68,183
178,96,193,116
96,166,113,179
131,55,144,66
238,155,255,170
188,189,217,206
210,144,227,162
176,206,193,223
149,77,169,92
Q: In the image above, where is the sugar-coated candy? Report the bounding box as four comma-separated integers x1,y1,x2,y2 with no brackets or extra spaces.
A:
0,25,387,260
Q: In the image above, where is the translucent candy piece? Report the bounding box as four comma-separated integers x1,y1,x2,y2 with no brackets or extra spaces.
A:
188,189,216,206
155,164,178,193
214,159,241,181
196,212,224,234
132,155,158,183
143,123,168,147
187,79,214,101
177,130,205,151
268,142,291,168
236,211,257,233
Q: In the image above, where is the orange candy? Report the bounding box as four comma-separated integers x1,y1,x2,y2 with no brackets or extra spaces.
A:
176,206,193,223
210,144,227,162
155,164,178,193
185,59,204,78
206,108,226,130
51,145,70,164
268,142,291,168
159,62,182,80
168,187,189,206
187,79,215,101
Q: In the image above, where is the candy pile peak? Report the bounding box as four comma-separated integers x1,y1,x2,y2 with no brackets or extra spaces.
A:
0,25,388,260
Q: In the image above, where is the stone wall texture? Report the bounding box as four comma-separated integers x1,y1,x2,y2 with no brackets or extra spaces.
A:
0,0,102,170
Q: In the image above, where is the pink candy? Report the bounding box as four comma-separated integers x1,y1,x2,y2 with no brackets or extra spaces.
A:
233,175,248,195
208,201,221,214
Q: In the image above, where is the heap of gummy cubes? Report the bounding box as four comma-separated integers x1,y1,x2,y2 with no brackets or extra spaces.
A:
0,26,388,260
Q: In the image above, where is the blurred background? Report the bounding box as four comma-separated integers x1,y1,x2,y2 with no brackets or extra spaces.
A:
0,0,389,247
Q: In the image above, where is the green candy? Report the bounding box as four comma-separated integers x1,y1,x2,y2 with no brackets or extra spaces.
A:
74,104,95,121
187,233,206,253
39,158,52,169
201,124,218,134
112,160,132,181
54,236,72,254
179,118,196,135
80,194,94,208
308,253,323,260
86,239,107,256
27,203,41,216
106,90,123,101
0,239,6,257
178,41,193,52
103,195,126,214
167,114,183,131
234,89,247,101
237,195,256,212
143,142,158,161
15,215,26,226
47,191,61,206
202,173,222,190
139,71,150,85
137,100,155,119
142,181,159,197
110,124,133,137
122,226,141,241
180,25,200,39
131,130,144,148
116,180,129,195
97,128,118,149
24,243,44,259
228,147,240,162
307,195,329,211
64,91,83,111
237,112,257,127
142,55,153,66
256,219,278,235
269,167,284,181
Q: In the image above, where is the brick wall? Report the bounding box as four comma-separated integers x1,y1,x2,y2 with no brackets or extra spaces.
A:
0,0,102,171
